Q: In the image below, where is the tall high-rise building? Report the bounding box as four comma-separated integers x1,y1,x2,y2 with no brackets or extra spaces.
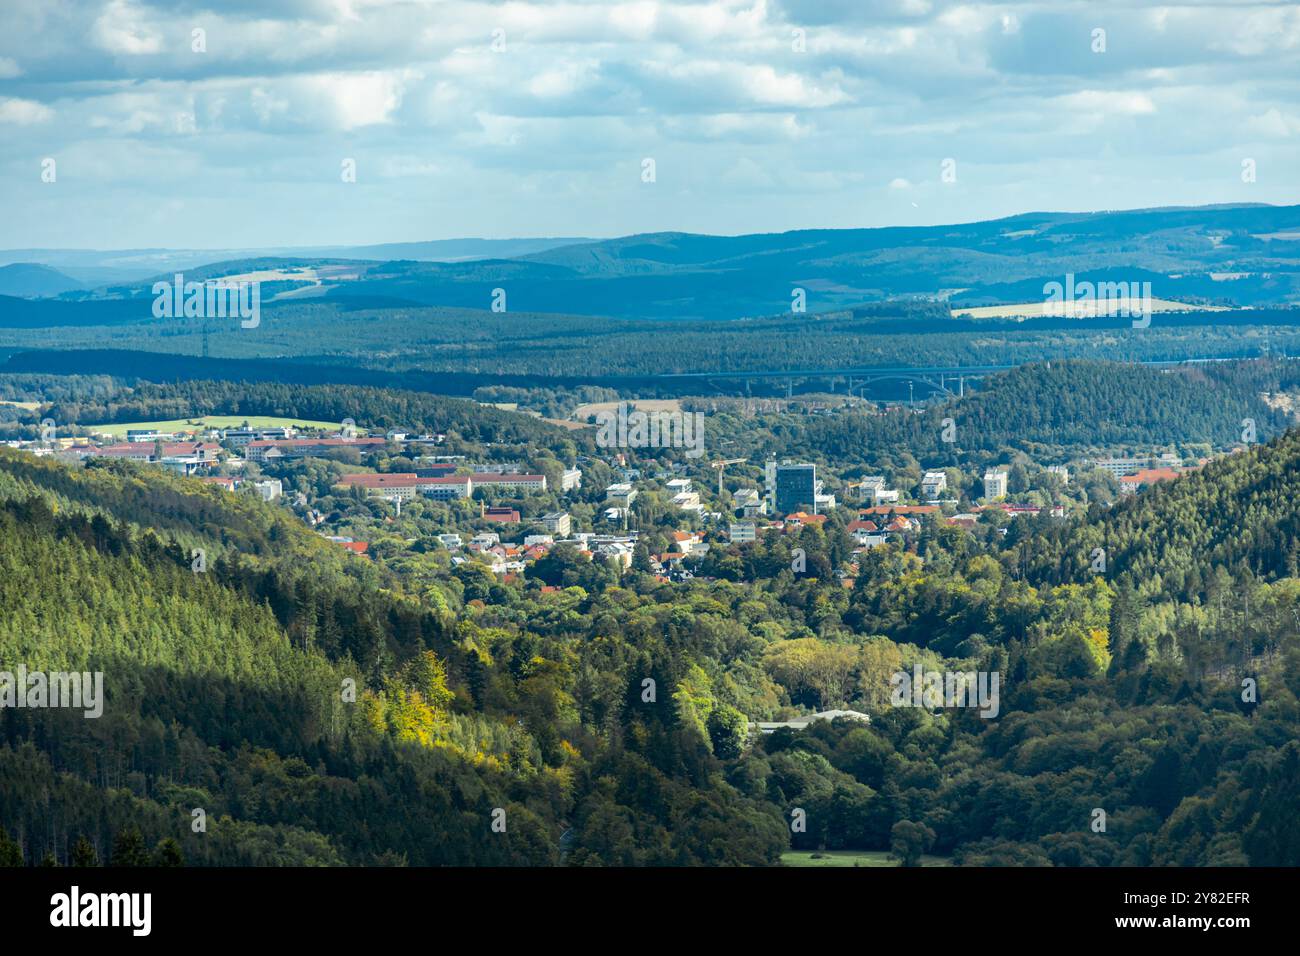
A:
769,462,817,516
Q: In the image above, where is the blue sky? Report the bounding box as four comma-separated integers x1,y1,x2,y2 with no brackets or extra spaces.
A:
1,0,1298,249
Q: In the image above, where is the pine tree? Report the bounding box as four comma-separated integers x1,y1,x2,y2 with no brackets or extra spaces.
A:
70,836,99,867
111,827,150,867
152,838,184,867
0,826,23,867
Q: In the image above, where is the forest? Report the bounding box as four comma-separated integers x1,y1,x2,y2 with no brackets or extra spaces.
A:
1,370,1299,865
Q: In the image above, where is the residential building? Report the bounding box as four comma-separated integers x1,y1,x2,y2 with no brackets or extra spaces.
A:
222,426,297,447
1119,468,1180,495
126,429,175,443
1092,456,1153,479
246,437,386,461
733,487,765,518
729,521,757,543
1047,465,1070,486
597,541,634,569
671,490,702,512
253,478,282,501
921,470,947,500
542,512,572,536
560,468,582,492
983,470,1008,500
605,483,637,508
464,473,548,494
414,463,458,478
438,534,463,549
853,476,888,502
421,475,474,500
671,530,708,556
335,472,473,500
483,506,520,523
75,441,221,469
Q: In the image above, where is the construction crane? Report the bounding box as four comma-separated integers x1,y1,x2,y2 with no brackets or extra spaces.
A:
710,458,746,497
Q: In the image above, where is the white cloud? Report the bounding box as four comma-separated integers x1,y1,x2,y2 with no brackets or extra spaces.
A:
0,0,1296,246
92,0,164,55
0,97,53,124
1058,90,1157,116
305,71,410,129
1244,107,1300,138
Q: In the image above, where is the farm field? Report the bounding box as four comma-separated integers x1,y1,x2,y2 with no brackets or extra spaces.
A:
952,298,1230,320
86,415,341,437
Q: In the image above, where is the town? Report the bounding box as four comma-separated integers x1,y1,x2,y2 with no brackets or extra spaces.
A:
8,412,1227,589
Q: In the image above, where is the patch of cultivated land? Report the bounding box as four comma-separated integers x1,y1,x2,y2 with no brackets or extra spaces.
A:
953,298,1229,319
86,415,341,437
573,398,683,421
781,850,952,868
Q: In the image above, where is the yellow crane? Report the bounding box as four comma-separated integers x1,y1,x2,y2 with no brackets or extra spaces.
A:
710,458,746,497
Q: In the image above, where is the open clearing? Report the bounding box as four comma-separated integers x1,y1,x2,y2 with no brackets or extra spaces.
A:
952,298,1229,320
781,850,952,868
573,398,683,421
86,415,341,437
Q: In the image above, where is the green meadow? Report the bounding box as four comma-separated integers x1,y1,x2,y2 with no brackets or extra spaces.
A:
86,415,341,438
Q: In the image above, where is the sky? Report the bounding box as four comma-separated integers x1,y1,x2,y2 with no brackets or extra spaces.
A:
1,0,1298,249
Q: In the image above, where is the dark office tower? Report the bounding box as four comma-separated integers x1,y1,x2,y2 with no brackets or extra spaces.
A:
772,463,816,515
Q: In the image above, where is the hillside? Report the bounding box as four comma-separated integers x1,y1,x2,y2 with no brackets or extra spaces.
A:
743,359,1294,470
4,430,1299,866
8,204,1300,324
0,450,789,866
0,264,82,299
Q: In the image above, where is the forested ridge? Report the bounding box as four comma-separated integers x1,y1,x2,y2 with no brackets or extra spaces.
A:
710,359,1292,470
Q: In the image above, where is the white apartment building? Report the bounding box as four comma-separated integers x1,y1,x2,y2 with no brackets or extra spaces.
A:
542,512,572,536
253,478,282,501
733,487,765,518
729,522,757,543
983,470,1008,500
605,483,638,507
921,470,947,500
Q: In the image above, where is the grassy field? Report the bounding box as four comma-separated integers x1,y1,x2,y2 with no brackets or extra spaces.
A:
86,415,341,438
952,298,1228,319
573,398,683,421
781,850,952,868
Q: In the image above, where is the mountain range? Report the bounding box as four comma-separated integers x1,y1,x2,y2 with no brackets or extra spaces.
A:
2,204,1299,321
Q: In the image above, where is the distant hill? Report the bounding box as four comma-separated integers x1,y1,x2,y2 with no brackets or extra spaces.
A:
309,237,596,261
0,262,82,298
0,237,596,287
5,204,1299,320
